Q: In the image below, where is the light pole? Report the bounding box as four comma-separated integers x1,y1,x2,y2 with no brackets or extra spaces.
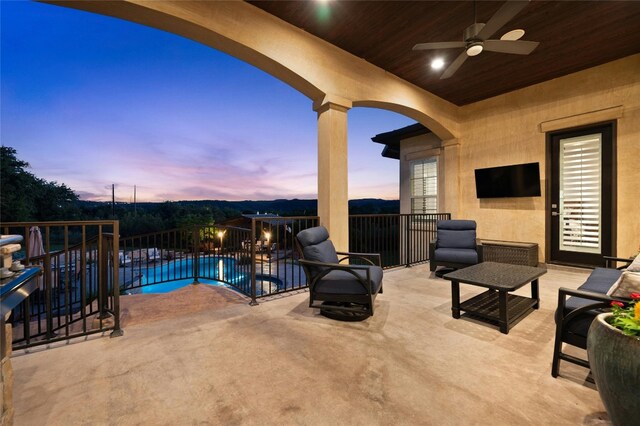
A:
217,230,225,254
264,231,272,278
264,231,271,255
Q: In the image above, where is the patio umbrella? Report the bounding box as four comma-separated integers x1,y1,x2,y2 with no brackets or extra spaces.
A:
28,226,45,259
28,226,45,289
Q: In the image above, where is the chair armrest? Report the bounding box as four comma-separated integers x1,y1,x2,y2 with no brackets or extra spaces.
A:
297,259,374,294
556,287,623,326
335,251,381,266
558,287,620,303
297,259,372,272
557,287,630,315
603,255,634,269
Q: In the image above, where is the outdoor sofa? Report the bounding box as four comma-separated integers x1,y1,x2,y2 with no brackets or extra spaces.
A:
552,255,639,377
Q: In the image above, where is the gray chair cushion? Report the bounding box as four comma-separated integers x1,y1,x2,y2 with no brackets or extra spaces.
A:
436,220,477,249
436,230,477,249
297,226,330,248
437,220,477,231
564,268,623,312
303,240,339,264
433,248,478,264
558,268,624,340
314,266,383,295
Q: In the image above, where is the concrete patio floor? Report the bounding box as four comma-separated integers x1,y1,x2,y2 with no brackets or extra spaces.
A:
11,264,609,425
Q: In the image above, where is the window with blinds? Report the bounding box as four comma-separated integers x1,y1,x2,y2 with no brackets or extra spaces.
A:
410,157,438,214
559,134,601,253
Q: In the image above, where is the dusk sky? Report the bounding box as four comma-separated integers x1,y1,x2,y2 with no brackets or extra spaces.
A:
1,1,415,202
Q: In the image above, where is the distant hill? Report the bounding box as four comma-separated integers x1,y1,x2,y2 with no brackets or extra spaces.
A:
77,198,399,217
74,198,398,237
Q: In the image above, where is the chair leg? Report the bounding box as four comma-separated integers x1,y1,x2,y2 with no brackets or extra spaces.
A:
551,322,564,377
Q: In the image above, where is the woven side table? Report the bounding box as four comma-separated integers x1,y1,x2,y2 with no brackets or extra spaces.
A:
480,240,539,266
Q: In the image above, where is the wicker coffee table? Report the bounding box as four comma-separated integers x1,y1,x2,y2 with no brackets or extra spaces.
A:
443,262,547,334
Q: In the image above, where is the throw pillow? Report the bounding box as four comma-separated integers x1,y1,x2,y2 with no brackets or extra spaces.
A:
626,253,640,272
607,271,640,298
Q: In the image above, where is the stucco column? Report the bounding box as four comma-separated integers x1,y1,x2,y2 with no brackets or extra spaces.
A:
314,98,351,252
442,140,460,218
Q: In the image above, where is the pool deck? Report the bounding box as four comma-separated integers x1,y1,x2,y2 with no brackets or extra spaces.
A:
11,264,608,425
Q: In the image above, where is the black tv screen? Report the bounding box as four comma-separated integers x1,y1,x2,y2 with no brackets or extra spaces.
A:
474,162,541,198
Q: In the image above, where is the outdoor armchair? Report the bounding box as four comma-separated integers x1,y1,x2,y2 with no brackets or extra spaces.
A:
429,220,482,276
551,256,632,377
296,226,383,321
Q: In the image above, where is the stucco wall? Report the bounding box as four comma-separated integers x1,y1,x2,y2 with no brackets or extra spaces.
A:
457,54,640,261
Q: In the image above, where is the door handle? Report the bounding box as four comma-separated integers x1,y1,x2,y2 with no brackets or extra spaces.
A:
551,211,560,216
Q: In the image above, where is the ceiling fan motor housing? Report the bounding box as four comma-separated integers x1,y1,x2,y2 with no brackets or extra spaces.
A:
464,23,485,41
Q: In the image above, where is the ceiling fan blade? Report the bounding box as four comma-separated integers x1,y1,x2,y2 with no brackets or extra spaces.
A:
477,1,530,40
413,41,466,51
483,39,539,55
440,51,468,79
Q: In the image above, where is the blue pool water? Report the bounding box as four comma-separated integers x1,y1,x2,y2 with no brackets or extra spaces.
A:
139,257,238,294
137,256,283,295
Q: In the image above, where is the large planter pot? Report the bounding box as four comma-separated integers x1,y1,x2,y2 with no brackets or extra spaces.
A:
587,313,640,426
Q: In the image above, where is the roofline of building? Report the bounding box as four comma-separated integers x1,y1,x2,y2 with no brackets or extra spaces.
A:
371,123,430,161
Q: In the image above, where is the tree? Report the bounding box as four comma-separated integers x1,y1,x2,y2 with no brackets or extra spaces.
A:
0,147,79,222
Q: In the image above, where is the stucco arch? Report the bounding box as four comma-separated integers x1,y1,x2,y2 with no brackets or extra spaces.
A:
47,0,325,101
45,0,462,251
353,100,455,141
47,0,459,140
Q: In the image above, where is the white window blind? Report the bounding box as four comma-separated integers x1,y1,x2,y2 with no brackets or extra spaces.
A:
410,158,438,214
559,134,601,253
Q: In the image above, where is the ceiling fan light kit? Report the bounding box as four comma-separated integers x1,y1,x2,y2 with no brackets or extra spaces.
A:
412,0,538,79
466,43,484,57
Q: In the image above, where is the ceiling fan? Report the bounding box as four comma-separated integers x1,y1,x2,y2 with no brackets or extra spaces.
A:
413,0,539,79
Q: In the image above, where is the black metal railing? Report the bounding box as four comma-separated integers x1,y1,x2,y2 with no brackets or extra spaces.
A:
350,213,451,268
1,221,121,350
119,213,449,303
249,216,319,302
119,225,254,296
3,213,450,349
118,217,320,304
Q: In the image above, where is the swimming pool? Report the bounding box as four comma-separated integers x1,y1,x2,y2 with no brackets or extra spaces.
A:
135,256,283,295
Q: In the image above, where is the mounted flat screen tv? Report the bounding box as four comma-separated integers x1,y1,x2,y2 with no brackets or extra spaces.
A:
475,162,541,198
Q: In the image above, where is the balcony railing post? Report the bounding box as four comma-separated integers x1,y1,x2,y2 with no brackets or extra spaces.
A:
43,249,55,339
193,225,200,285
249,219,258,306
110,221,123,337
405,214,411,268
98,233,111,320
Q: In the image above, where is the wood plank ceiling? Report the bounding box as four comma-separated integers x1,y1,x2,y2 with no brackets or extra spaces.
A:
248,1,640,106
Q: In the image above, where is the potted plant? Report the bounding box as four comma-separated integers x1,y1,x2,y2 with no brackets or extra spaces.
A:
587,293,640,426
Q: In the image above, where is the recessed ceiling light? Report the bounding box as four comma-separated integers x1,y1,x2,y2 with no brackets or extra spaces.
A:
501,29,525,41
431,58,445,70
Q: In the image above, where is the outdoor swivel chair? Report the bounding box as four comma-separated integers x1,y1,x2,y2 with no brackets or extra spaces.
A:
429,220,482,276
296,226,383,321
